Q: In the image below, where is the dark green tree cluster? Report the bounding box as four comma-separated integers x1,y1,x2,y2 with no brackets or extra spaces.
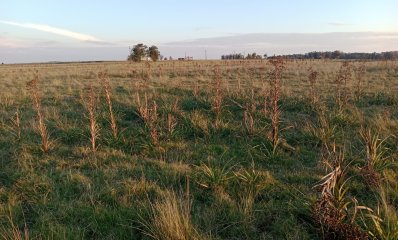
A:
128,43,160,62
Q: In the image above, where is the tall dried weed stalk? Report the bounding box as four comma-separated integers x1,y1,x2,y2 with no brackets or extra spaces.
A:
307,67,319,106
149,100,159,145
26,71,51,152
137,93,159,145
268,58,285,149
335,62,352,113
10,108,21,142
167,113,177,136
354,64,366,100
99,71,118,138
83,85,100,152
167,99,179,136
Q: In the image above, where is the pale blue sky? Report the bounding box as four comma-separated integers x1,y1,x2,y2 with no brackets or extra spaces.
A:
1,0,397,63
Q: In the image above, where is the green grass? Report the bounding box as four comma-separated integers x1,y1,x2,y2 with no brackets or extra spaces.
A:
0,59,397,239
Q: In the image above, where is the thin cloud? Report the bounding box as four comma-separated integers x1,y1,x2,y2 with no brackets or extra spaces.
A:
0,35,25,48
0,20,101,42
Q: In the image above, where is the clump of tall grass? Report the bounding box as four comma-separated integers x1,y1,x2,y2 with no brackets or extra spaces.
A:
140,190,201,240
235,165,270,221
0,207,29,240
190,110,209,136
364,186,398,240
313,144,370,239
310,109,337,158
99,71,118,138
26,71,51,152
211,66,223,128
359,126,390,187
195,162,233,191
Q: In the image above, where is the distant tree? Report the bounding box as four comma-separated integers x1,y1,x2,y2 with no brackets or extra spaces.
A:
128,43,148,62
148,45,160,62
331,50,341,59
264,50,398,60
221,53,244,60
244,52,260,59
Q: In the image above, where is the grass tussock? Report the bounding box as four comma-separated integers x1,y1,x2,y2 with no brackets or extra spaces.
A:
141,190,202,240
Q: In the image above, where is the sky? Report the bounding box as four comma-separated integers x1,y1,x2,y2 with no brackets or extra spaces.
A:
0,0,397,63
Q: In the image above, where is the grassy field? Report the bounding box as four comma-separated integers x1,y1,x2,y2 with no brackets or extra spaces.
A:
0,59,397,239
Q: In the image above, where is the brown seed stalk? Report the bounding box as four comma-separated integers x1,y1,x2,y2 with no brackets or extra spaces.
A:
307,67,319,106
83,85,100,152
268,58,285,149
99,71,118,138
26,71,50,152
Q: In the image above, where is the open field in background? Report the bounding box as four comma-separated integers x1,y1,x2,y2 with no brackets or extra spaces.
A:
0,59,397,239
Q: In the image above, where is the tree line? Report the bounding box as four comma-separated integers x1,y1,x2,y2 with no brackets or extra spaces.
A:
221,50,398,60
271,50,398,60
221,53,266,60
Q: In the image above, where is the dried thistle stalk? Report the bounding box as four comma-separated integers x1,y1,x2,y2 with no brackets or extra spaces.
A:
99,71,118,138
26,71,50,152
